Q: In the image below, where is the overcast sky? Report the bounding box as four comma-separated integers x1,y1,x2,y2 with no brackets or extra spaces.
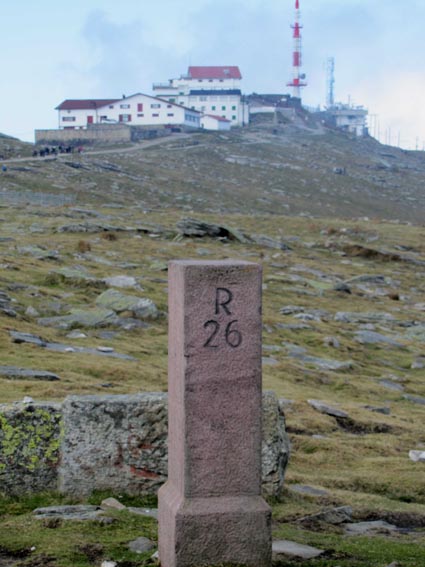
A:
1,0,424,149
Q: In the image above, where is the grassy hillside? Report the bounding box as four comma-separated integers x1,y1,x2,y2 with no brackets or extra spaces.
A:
0,118,424,566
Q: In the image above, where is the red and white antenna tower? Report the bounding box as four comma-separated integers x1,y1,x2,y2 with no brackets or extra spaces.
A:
287,0,307,99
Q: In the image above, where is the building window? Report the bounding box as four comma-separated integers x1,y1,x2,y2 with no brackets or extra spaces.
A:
137,113,144,117
232,106,237,111
62,116,76,122
119,114,132,122
221,106,226,111
167,113,174,117
109,105,114,109
137,103,143,112
232,115,237,120
151,103,161,108
200,96,207,101
152,113,159,117
211,106,216,111
120,104,130,109
169,98,176,103
198,79,203,82
179,92,185,95
167,104,173,108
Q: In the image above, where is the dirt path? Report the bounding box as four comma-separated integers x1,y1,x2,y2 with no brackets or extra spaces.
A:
2,133,193,164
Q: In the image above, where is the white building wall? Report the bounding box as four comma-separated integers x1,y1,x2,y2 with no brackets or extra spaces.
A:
58,94,200,130
59,109,99,129
201,116,231,131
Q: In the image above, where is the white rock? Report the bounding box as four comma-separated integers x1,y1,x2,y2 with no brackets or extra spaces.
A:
104,275,139,289
65,347,75,352
97,346,114,353
101,562,117,567
101,497,126,511
22,396,34,404
66,331,87,339
409,450,425,462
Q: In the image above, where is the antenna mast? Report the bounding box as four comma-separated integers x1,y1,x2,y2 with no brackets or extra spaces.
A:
326,57,335,108
287,0,307,99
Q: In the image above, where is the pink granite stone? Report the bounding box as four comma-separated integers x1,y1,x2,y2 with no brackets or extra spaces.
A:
158,260,271,567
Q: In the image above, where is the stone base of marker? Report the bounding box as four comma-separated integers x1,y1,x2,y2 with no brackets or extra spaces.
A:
159,484,271,567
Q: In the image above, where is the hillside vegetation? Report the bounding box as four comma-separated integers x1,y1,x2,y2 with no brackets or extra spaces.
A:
0,116,424,566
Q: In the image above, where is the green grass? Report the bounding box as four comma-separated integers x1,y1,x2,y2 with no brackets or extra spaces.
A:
1,124,425,565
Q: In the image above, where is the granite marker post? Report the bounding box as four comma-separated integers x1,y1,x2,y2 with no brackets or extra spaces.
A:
158,260,271,567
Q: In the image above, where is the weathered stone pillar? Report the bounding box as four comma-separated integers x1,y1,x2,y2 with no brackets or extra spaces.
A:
158,260,271,567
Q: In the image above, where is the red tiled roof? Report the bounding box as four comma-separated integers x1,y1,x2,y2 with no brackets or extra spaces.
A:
188,66,242,80
56,99,119,111
203,114,231,122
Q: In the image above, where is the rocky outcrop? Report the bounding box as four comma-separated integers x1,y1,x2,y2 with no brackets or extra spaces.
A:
1,392,290,498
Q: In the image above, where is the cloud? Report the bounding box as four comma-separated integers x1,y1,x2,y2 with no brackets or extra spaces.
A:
80,10,188,95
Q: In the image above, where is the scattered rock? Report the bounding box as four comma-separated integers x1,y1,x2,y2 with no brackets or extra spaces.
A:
298,505,353,526
404,394,425,406
95,289,158,319
341,243,425,267
17,245,59,261
334,282,352,293
308,400,349,419
250,234,291,251
411,357,425,369
9,330,134,360
379,380,404,392
101,498,126,511
127,537,155,554
25,306,40,317
280,305,305,315
355,331,405,348
46,267,107,289
409,450,425,463
10,331,47,347
103,275,140,289
272,540,324,560
344,520,398,536
335,311,395,324
176,218,250,243
0,366,60,381
291,353,353,371
33,505,103,521
38,307,117,329
0,290,18,317
66,331,87,339
363,405,391,415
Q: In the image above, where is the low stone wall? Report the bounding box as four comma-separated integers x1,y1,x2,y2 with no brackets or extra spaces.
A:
0,392,290,498
35,124,132,146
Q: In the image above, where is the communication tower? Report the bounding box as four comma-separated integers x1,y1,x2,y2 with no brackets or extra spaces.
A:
326,57,335,108
287,0,307,99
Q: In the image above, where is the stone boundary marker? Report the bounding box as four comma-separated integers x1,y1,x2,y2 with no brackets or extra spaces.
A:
159,260,272,567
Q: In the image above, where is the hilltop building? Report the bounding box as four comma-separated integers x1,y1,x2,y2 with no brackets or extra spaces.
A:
153,66,249,127
55,93,201,130
321,104,368,137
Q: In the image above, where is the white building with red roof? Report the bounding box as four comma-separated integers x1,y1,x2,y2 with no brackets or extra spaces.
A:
153,66,249,127
56,93,201,130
